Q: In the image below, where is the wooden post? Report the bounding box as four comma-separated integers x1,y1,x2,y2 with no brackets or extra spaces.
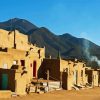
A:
60,72,62,88
13,29,16,49
93,75,94,88
35,77,38,93
47,70,49,90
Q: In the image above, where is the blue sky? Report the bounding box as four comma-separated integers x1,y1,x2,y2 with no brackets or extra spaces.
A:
0,0,100,45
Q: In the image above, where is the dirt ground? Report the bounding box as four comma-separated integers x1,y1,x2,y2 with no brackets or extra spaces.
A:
1,87,100,100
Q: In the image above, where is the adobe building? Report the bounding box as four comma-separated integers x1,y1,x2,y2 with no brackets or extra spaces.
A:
39,58,87,90
0,29,99,96
61,59,87,89
0,29,45,95
73,60,87,86
85,68,99,87
97,69,100,86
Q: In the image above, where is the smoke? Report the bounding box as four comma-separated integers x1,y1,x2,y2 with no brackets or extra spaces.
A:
83,39,100,66
83,39,90,60
91,56,100,66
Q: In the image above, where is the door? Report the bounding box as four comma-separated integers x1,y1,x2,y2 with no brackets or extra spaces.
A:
33,61,37,77
1,74,8,90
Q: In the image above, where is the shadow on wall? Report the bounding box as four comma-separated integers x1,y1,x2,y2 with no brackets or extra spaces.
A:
38,61,47,79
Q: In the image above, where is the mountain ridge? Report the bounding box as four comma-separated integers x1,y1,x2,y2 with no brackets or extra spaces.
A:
0,18,100,67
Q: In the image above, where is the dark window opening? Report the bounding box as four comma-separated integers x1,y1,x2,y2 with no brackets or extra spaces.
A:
33,61,37,77
20,60,25,66
30,63,32,67
81,70,83,77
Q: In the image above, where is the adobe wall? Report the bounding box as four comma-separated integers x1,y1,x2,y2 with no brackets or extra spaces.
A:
0,29,29,50
0,48,27,68
92,71,99,86
98,70,100,85
15,71,27,95
74,62,86,86
38,59,60,81
60,60,75,90
0,29,45,95
61,60,87,89
0,52,13,69
86,70,99,86
0,41,45,80
60,59,69,72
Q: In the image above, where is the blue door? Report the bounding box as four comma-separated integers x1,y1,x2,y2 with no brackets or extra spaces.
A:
1,74,8,90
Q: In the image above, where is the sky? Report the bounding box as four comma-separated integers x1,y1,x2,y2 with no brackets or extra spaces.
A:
0,0,100,45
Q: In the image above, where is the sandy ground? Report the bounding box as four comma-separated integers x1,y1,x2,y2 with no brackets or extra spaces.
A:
1,87,100,100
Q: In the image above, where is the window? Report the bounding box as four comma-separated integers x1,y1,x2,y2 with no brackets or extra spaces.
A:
81,70,83,77
38,49,41,58
30,63,32,67
20,60,25,66
33,61,37,77
13,60,18,65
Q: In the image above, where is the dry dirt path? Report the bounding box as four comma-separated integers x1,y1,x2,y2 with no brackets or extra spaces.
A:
1,87,100,100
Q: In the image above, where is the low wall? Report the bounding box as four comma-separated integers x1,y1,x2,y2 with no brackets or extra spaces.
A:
0,90,11,98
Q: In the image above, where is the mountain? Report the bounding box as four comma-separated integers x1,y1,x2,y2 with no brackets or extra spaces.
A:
0,18,38,33
0,18,100,67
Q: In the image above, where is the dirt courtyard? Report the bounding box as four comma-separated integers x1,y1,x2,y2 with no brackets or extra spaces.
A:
1,87,100,100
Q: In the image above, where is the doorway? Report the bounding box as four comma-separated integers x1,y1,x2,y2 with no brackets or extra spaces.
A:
1,74,8,90
33,61,37,77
